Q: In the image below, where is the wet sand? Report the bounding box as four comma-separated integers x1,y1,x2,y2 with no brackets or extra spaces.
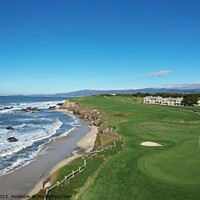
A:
0,119,91,200
29,125,98,197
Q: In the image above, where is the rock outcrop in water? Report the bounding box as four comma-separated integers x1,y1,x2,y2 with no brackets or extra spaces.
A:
57,103,63,106
3,106,14,110
7,137,18,142
21,107,39,112
6,126,14,131
49,106,56,110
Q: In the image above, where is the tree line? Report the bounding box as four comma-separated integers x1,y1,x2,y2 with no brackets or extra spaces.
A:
100,93,200,106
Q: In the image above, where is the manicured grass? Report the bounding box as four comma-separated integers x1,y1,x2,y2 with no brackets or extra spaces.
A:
51,157,84,184
41,96,200,200
138,139,200,184
47,142,122,200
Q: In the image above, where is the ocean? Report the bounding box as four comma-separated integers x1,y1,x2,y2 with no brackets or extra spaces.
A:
0,96,78,175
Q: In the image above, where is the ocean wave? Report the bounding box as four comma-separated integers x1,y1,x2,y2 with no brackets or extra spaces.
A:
0,100,65,113
0,109,15,114
0,116,77,175
0,98,78,175
0,119,63,158
15,100,65,110
13,123,27,129
0,143,45,175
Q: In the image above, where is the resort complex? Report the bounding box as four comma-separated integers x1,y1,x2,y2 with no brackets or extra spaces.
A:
143,96,183,106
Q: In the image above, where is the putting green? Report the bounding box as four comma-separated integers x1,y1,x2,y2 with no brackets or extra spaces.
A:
138,139,200,184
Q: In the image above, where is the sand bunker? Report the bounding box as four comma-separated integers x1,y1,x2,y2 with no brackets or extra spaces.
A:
141,141,163,147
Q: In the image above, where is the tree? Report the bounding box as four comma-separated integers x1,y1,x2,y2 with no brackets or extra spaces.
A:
182,95,198,106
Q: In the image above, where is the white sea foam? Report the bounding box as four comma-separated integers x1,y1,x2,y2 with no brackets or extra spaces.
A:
0,99,79,175
15,100,65,110
0,117,76,175
0,100,65,113
0,119,63,158
56,126,75,138
0,153,37,175
0,109,14,113
13,123,27,129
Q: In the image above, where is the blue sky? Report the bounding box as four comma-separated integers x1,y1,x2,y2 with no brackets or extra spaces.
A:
0,0,200,94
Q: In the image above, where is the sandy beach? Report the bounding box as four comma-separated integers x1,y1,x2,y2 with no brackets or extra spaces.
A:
0,111,98,200
28,124,98,198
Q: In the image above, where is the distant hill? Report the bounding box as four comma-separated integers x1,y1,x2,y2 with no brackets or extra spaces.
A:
26,88,200,97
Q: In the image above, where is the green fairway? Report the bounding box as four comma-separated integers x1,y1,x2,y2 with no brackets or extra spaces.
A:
139,139,200,184
45,96,200,200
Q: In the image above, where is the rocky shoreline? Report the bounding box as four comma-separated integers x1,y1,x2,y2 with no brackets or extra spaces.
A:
29,99,119,198
60,100,118,149
60,101,102,126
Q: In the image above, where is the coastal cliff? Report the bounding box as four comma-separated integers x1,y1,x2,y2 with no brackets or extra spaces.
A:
60,100,117,148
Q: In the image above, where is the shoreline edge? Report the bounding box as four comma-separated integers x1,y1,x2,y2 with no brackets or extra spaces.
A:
28,108,98,198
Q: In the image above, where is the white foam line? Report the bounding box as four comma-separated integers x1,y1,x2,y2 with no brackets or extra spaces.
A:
0,102,81,175
0,119,63,158
0,122,80,176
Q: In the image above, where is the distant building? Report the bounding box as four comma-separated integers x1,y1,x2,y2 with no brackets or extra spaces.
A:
162,97,183,106
197,100,200,106
143,96,163,104
143,96,183,106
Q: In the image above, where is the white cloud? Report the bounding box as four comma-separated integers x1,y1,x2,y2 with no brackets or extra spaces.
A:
150,70,172,77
